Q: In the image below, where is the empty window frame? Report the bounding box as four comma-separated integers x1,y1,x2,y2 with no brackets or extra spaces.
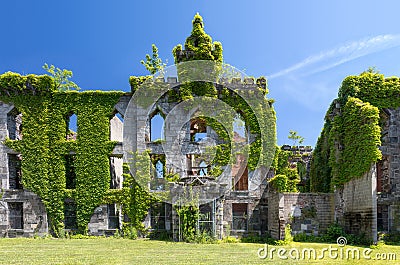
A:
150,111,165,142
7,108,22,140
64,200,77,229
232,203,248,231
150,156,165,191
110,111,124,141
107,204,120,229
190,118,207,142
65,155,76,189
150,202,172,230
8,202,23,229
8,154,22,189
66,112,77,140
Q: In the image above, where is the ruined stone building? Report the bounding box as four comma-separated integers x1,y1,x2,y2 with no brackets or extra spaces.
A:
0,15,398,242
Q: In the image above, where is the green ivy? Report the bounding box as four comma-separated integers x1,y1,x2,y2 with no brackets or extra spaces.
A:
1,72,125,235
311,71,394,190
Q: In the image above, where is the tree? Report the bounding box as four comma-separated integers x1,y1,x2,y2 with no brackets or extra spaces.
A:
140,44,166,75
42,63,80,91
288,130,304,146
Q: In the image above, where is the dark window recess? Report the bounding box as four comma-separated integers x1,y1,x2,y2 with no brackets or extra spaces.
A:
234,167,248,191
198,203,213,233
109,157,120,189
65,155,76,189
64,200,77,229
232,203,247,230
108,204,119,229
8,202,23,229
8,154,22,189
7,108,22,140
150,202,166,230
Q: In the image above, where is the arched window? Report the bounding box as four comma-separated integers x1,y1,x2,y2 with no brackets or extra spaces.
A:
150,110,165,142
155,160,164,179
150,156,165,191
110,111,124,141
66,112,77,140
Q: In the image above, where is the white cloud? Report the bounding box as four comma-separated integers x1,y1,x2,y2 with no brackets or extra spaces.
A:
268,34,400,79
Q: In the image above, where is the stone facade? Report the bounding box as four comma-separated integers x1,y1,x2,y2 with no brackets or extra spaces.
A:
334,166,377,242
268,192,334,239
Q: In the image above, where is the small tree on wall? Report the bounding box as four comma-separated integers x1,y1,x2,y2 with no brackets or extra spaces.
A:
288,130,304,146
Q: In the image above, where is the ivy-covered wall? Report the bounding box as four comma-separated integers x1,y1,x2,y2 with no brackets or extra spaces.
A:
310,71,400,191
0,72,125,235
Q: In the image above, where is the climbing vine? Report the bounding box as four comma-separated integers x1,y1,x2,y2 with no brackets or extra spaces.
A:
311,71,396,191
0,72,125,235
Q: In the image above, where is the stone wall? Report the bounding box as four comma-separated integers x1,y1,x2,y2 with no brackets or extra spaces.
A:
379,108,400,233
0,190,48,237
334,165,377,242
268,192,334,239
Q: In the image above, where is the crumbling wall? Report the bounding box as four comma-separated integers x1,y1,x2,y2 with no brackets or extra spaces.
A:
335,165,377,242
268,192,334,239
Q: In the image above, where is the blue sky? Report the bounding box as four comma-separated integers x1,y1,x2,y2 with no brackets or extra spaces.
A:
1,0,400,147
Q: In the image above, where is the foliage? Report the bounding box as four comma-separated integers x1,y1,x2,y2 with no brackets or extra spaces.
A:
275,224,293,245
176,204,199,242
0,72,125,236
310,71,397,190
269,147,300,192
42,63,80,91
288,130,304,146
172,13,222,63
0,71,55,96
140,44,166,75
121,160,154,234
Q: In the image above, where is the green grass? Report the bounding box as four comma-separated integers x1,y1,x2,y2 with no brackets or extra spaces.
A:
0,238,398,265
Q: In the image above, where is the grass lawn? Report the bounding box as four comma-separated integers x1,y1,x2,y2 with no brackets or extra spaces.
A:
0,238,398,265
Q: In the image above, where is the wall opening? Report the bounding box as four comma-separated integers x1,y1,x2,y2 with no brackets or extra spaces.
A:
150,202,172,231
64,200,77,229
234,166,248,191
232,203,247,231
110,111,124,141
109,157,122,189
65,155,76,189
8,154,22,189
199,202,214,234
107,204,119,229
66,112,77,140
150,110,164,142
8,202,23,229
7,108,22,140
233,112,247,142
198,161,208,176
150,157,165,191
190,118,207,142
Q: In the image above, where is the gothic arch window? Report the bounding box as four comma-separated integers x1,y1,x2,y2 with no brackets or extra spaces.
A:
7,108,22,140
110,111,124,141
150,155,165,191
66,112,77,140
150,110,165,142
